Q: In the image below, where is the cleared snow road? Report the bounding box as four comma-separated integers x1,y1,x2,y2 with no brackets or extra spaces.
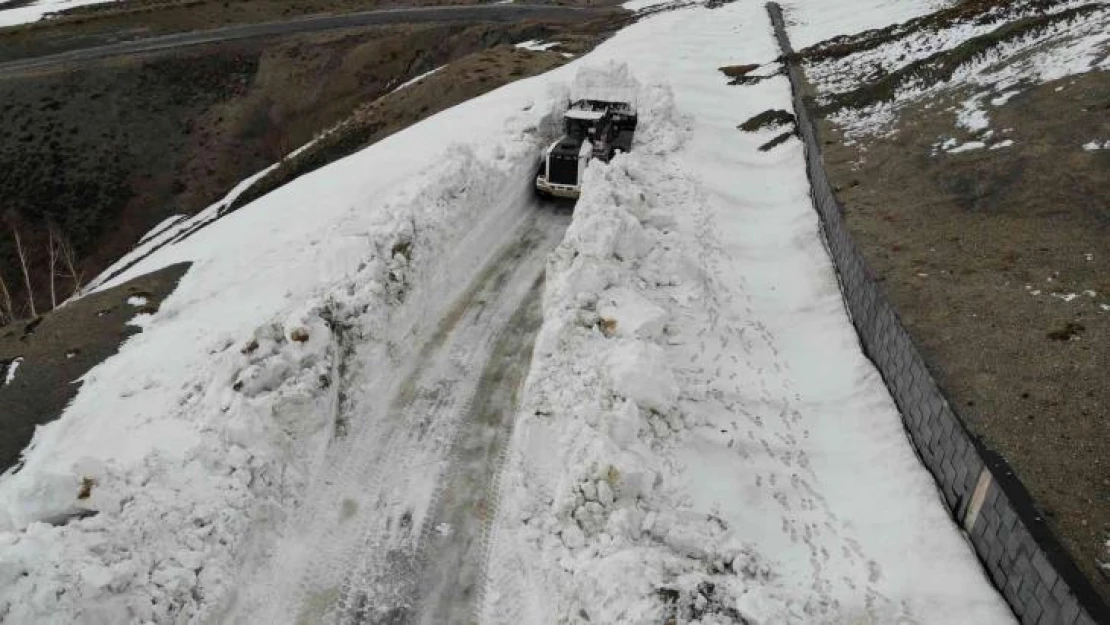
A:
223,204,569,625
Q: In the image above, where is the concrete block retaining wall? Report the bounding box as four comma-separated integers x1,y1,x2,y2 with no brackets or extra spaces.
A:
765,4,1108,624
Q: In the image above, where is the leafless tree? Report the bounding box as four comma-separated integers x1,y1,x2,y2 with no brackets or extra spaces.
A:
58,232,84,296
4,210,36,317
0,270,13,325
47,222,60,309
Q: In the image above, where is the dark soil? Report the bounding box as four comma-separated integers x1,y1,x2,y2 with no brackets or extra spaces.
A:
0,262,190,474
737,108,795,132
818,71,1110,599
757,130,794,152
718,63,758,78
0,16,615,323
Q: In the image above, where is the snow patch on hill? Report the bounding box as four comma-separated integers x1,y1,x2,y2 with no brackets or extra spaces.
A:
806,0,1110,140
0,0,118,28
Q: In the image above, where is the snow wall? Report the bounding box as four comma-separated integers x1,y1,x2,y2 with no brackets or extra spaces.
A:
766,4,1109,625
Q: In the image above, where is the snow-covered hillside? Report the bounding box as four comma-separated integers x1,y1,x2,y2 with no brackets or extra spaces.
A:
0,0,118,28
802,0,1110,144
0,0,1022,623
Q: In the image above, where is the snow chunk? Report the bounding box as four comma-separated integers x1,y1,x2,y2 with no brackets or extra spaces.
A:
1083,140,1110,151
607,341,677,414
389,65,446,94
956,97,990,133
515,40,560,52
597,286,667,340
572,62,639,109
126,295,148,307
3,357,22,386
126,313,154,328
948,141,985,153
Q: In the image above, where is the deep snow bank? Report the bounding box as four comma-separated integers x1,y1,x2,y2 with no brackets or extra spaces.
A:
484,3,1014,623
0,66,569,622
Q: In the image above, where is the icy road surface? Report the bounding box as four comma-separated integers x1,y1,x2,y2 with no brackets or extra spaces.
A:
221,207,568,624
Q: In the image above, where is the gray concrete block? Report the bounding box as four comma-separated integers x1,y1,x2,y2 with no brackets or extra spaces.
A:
1006,571,1025,604
1036,597,1060,625
1052,577,1074,606
1058,598,1080,624
1026,594,1045,623
1032,552,1061,599
1007,525,1028,564
1015,555,1036,592
1035,583,1057,623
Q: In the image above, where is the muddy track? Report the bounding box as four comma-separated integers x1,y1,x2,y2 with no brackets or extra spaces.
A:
223,203,569,624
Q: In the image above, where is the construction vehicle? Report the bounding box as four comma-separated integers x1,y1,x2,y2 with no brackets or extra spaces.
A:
535,98,638,200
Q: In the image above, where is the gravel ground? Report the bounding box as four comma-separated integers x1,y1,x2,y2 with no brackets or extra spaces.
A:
817,70,1110,599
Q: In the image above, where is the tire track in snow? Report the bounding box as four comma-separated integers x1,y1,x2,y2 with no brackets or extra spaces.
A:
415,272,545,625
331,206,570,625
217,203,569,625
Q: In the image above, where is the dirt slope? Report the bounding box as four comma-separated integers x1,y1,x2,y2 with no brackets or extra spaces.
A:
801,0,1110,600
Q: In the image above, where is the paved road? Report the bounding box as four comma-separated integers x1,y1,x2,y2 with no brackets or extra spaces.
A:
0,3,612,76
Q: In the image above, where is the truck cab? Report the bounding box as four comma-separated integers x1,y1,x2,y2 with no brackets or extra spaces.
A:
535,99,637,200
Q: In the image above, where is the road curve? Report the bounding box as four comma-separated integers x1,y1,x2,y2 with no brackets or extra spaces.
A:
0,4,615,76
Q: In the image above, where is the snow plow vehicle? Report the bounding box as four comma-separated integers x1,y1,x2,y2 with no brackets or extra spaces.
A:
535,98,638,200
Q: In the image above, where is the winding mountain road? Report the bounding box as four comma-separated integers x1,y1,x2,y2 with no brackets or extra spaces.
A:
0,3,615,76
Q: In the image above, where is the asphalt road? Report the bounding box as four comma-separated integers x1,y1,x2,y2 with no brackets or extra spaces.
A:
0,3,612,76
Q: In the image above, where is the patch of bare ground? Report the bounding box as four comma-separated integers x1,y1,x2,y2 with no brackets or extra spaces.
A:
818,70,1110,598
0,262,190,474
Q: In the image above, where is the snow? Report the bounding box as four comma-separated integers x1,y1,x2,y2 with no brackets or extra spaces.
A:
126,296,148,307
622,0,686,12
811,1,1110,140
3,357,21,386
948,140,986,153
782,0,956,50
956,96,990,133
484,5,1012,624
991,90,1021,106
0,0,117,28
0,46,571,622
1084,139,1110,151
388,64,446,93
516,39,560,52
0,0,1017,622
566,108,606,121
571,62,639,109
136,215,186,247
